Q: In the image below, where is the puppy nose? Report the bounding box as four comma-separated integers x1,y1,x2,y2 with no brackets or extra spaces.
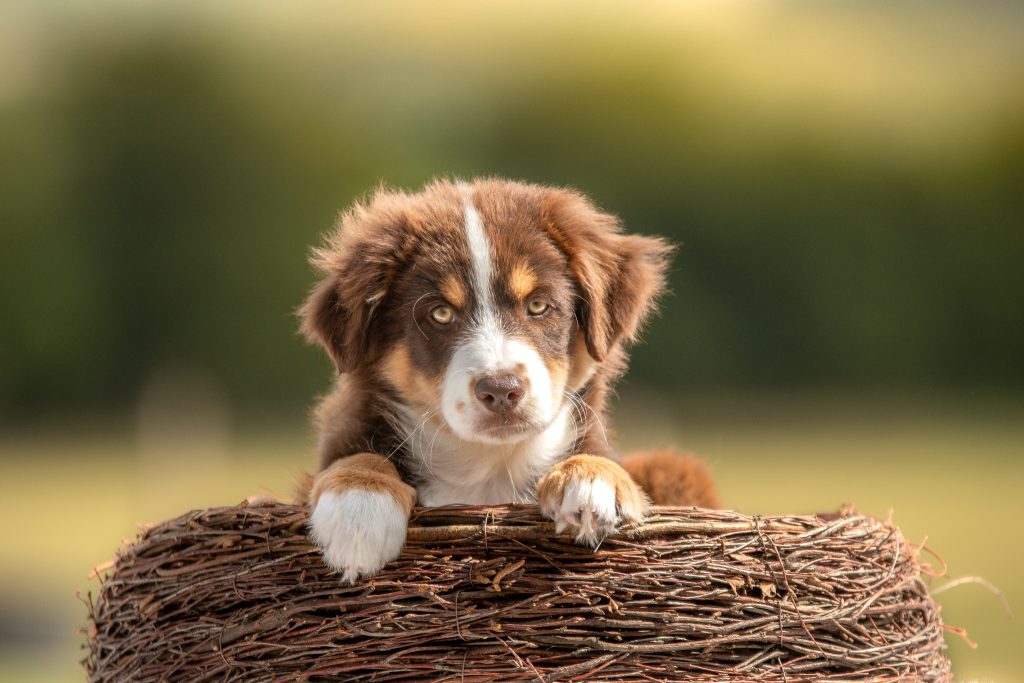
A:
474,374,525,413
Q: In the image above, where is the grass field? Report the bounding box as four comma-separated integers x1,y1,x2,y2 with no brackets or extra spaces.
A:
1,393,1020,681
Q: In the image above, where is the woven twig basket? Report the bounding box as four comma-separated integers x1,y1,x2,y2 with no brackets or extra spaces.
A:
85,503,950,681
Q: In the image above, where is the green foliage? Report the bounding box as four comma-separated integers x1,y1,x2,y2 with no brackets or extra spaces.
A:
2,8,1022,416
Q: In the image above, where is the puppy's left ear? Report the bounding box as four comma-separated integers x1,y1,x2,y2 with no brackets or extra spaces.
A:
542,189,673,362
299,191,417,373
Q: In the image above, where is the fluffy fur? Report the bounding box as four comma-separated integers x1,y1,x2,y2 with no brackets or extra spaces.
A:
299,178,717,582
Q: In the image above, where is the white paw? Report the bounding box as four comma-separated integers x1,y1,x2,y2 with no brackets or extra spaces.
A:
541,477,624,547
308,489,407,583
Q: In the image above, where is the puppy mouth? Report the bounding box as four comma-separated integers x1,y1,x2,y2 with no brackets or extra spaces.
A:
472,412,543,440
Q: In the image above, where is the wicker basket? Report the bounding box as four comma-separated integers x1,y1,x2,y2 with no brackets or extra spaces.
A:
85,502,951,681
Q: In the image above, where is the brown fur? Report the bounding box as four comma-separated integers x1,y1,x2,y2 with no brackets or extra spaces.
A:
309,374,380,473
622,450,721,508
539,188,674,363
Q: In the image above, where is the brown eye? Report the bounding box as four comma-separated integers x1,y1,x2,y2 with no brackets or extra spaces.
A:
526,299,549,316
430,304,455,325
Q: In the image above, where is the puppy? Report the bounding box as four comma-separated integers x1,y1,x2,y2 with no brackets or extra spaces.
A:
299,178,718,582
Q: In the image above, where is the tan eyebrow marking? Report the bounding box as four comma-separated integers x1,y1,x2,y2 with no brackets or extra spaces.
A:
440,274,466,308
510,262,537,300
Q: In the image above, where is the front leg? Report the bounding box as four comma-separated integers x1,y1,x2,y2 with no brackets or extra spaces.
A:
307,453,417,583
537,454,650,546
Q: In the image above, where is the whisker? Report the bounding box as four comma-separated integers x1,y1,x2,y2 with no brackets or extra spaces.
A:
565,388,610,450
410,293,432,341
503,457,522,504
416,409,441,463
424,412,446,477
385,401,439,464
560,390,584,445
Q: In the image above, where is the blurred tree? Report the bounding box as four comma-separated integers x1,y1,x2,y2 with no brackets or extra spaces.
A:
1,11,1022,419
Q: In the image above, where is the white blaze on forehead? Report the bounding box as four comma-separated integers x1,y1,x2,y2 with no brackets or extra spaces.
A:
463,200,495,318
461,196,503,361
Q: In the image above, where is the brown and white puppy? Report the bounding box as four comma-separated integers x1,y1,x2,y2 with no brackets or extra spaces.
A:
299,178,718,582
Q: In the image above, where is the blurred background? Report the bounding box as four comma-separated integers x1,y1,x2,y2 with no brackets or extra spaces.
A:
1,1,1022,679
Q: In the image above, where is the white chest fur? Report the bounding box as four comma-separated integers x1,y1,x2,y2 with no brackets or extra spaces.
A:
394,404,578,506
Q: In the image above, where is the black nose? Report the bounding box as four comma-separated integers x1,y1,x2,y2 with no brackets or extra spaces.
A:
473,374,525,413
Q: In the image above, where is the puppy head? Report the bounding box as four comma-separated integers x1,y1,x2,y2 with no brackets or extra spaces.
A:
300,179,671,445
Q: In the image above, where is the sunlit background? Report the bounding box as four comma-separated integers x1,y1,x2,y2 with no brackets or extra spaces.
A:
1,1,1022,679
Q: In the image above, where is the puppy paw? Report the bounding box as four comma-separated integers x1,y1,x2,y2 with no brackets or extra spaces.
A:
537,454,649,547
308,489,408,583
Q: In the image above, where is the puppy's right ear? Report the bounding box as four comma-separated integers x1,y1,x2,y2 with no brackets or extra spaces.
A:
299,191,417,374
299,275,353,373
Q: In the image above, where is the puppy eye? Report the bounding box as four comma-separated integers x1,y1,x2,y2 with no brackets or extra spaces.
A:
430,304,455,325
526,299,549,316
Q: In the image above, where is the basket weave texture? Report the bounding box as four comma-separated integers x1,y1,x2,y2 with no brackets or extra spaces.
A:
85,502,951,681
